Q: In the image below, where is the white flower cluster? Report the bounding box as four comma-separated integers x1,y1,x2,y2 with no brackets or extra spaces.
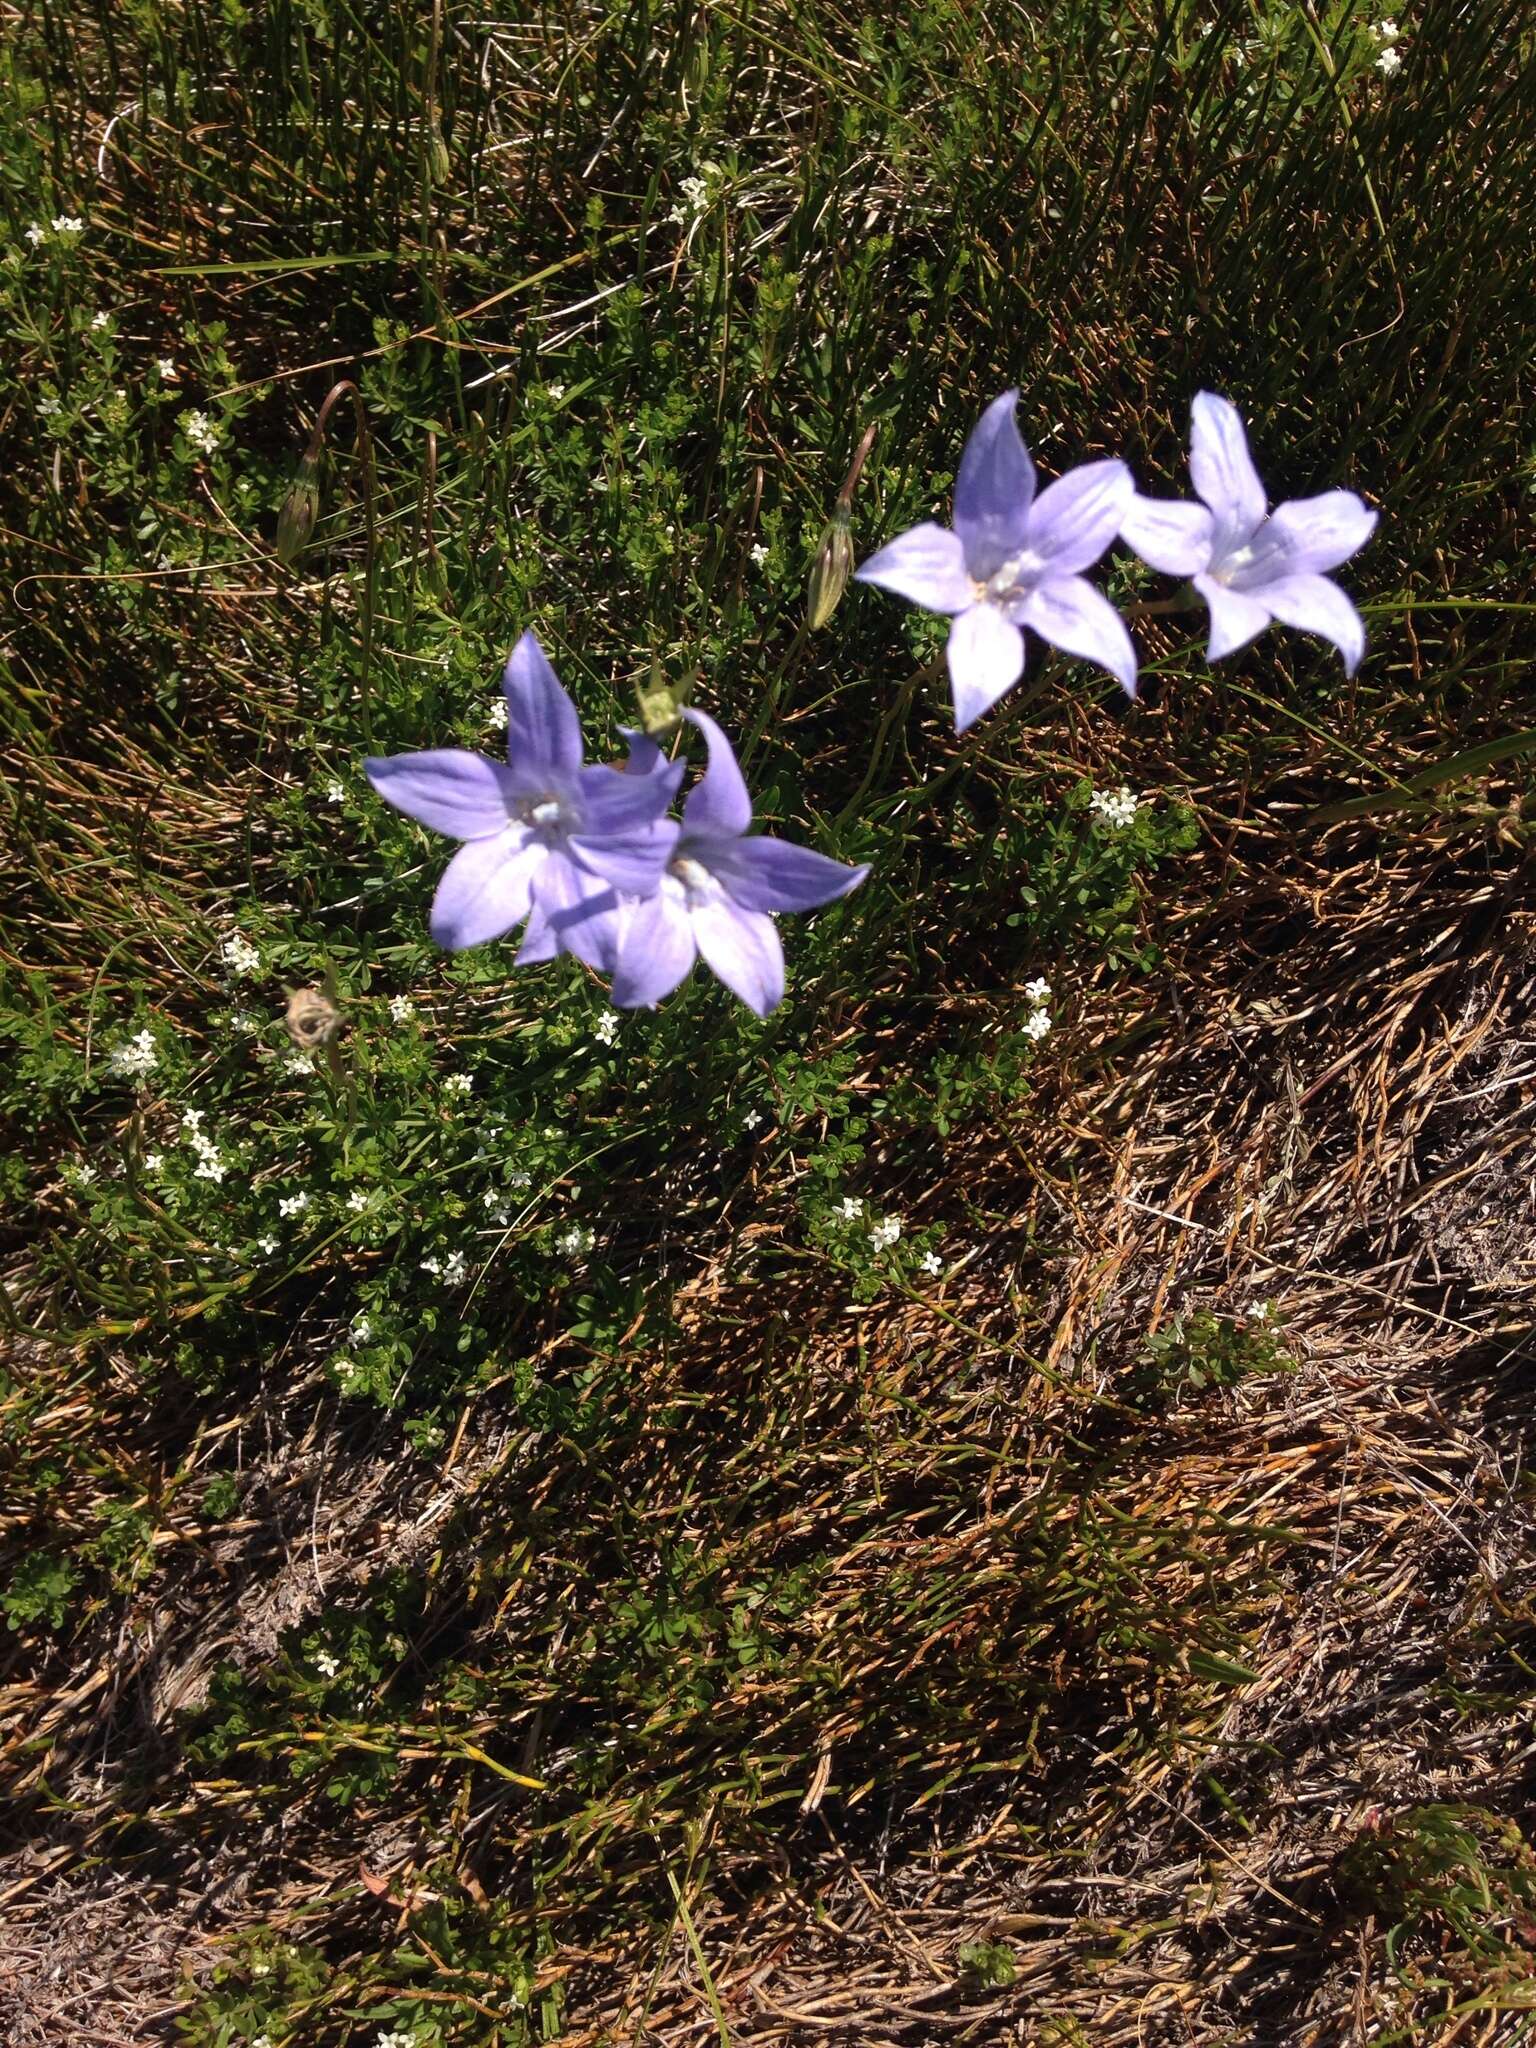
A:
838,1195,864,1222
1022,976,1053,1042
668,170,714,224
445,1071,474,1094
556,1223,595,1258
277,1190,309,1218
421,1249,469,1283
107,1028,158,1080
25,215,85,246
870,1215,902,1251
1089,784,1141,831
389,994,415,1022
1370,14,1402,70
486,697,509,730
181,1108,226,1182
220,932,261,978
749,543,769,567
594,1011,619,1045
375,2031,419,2048
180,408,222,455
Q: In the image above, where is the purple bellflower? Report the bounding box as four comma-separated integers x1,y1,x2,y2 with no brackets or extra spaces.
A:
854,390,1137,730
1119,391,1378,673
611,710,869,1017
366,631,683,969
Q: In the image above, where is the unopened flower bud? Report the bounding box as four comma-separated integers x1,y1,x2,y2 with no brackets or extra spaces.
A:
636,658,687,737
284,986,341,1050
275,456,321,566
806,502,854,631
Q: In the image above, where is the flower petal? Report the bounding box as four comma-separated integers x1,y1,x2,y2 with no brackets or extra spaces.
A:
681,707,753,838
617,725,673,779
946,603,1026,732
693,899,785,1016
1023,460,1134,575
568,816,680,894
705,833,869,913
1018,575,1138,695
1263,491,1378,576
1189,392,1267,538
952,390,1036,578
525,851,621,971
1118,494,1216,577
502,630,585,776
854,522,973,614
577,757,684,835
1259,572,1367,674
429,828,540,950
611,893,697,1008
1195,573,1273,662
366,750,517,840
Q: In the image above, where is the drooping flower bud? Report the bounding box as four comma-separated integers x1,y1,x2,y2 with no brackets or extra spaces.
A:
275,454,321,566
806,501,853,631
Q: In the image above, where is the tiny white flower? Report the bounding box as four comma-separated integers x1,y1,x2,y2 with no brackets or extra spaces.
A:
741,1109,763,1130
278,1191,310,1218
507,1168,532,1190
388,994,415,1022
283,1053,313,1077
1248,1300,1274,1322
486,696,509,730
749,543,769,566
181,1108,205,1131
107,1027,159,1080
1023,1009,1053,1042
143,1151,164,1170
232,1010,263,1035
324,779,345,804
52,215,85,237
420,1252,442,1275
347,1189,369,1211
220,932,261,978
38,396,62,417
65,1160,99,1187
556,1223,595,1258
156,357,177,379
919,1249,943,1276
193,1156,226,1183
252,2034,273,2048
313,1650,339,1678
348,1316,373,1344
1372,16,1400,39
257,1234,278,1255
445,1071,473,1094
1023,977,1051,1006
1089,785,1141,831
870,1215,902,1251
440,1250,469,1284
546,382,567,401
90,310,110,330
1374,44,1402,71
838,1195,864,1222
180,408,221,455
594,1011,619,1045
25,223,45,246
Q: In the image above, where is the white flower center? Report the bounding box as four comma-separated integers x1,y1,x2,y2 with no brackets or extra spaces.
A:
973,547,1047,608
666,855,721,909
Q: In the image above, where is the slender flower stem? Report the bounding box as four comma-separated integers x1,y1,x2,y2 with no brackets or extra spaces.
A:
831,652,943,832
308,380,378,750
